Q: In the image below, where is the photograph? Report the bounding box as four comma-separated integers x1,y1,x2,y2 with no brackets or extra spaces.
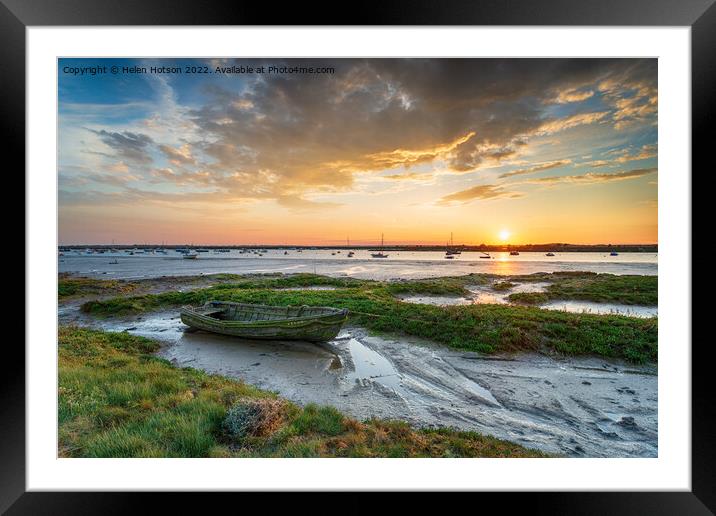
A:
56,57,659,460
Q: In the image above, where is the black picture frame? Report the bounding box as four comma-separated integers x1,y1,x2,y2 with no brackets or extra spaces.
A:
5,0,711,512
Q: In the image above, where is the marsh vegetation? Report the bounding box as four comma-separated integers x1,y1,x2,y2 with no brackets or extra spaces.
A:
75,272,657,363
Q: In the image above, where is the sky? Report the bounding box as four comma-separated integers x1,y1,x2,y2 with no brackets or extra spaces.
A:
58,58,657,246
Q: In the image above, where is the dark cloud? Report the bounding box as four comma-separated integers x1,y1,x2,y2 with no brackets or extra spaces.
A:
188,59,656,185
91,129,154,163
76,58,657,210
159,144,196,166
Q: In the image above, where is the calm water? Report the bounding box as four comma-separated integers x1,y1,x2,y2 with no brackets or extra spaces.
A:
58,249,657,281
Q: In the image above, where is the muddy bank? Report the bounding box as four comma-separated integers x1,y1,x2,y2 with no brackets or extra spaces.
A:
62,306,657,458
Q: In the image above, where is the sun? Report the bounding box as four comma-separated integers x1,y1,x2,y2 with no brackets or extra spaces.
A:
499,229,510,241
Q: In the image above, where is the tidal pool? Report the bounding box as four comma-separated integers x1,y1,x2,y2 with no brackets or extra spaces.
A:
399,281,656,318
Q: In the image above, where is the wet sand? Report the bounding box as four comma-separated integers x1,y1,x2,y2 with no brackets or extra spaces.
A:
61,305,657,458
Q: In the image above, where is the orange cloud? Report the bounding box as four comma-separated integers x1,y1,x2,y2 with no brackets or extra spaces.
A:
524,167,657,185
437,184,523,205
499,159,572,179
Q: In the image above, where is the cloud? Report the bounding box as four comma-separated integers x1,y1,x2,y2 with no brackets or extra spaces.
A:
362,132,475,170
596,61,658,129
536,111,609,135
499,159,572,179
579,159,610,168
615,143,657,163
159,143,196,166
550,88,595,104
275,195,342,211
435,166,656,207
525,167,657,185
381,171,434,181
188,59,657,183
437,184,523,205
62,58,657,212
91,129,154,163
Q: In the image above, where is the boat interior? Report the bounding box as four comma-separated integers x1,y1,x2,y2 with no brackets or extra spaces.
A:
196,302,341,322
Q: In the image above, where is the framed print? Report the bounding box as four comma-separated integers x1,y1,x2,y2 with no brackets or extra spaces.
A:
6,0,712,512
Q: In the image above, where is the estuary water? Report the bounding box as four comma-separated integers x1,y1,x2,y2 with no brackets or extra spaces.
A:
59,250,657,281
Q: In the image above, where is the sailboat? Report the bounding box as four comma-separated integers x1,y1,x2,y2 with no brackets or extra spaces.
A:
371,233,389,258
445,232,461,256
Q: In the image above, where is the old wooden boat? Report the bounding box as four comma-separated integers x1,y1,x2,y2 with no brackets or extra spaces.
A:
179,301,349,342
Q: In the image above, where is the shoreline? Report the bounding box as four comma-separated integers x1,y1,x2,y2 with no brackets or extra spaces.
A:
60,244,659,253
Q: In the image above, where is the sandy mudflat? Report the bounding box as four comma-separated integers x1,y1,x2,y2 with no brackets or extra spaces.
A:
60,304,657,458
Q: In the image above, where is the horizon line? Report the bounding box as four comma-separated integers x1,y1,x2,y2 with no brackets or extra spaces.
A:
58,242,659,248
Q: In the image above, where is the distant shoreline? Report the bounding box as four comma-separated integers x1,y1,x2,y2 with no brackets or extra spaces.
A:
59,243,658,253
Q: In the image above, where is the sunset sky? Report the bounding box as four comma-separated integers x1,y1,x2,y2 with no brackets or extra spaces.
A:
58,58,657,246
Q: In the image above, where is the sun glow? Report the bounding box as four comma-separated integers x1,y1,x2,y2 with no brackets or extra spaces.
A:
499,229,511,242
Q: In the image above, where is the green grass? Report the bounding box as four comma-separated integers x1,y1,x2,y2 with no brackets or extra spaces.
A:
58,277,139,299
506,273,657,306
492,281,516,291
79,273,657,363
58,326,546,458
507,292,551,304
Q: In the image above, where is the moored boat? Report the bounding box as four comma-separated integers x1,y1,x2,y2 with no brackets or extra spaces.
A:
179,301,349,342
445,232,461,256
371,233,389,258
